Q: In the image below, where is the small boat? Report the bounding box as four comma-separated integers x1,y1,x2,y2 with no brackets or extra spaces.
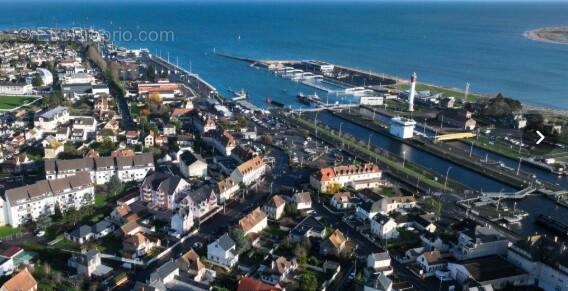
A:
297,93,311,105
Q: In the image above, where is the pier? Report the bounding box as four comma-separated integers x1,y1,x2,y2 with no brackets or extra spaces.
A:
482,187,537,199
535,215,568,237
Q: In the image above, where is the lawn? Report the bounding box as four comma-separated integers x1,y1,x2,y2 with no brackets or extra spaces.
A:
95,193,107,207
0,226,21,238
0,95,41,110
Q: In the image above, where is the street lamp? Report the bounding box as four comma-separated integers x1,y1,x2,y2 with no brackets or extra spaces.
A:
367,134,373,150
402,150,407,168
444,166,452,189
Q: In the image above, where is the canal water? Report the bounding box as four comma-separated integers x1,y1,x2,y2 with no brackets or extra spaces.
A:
314,111,515,192
313,111,568,236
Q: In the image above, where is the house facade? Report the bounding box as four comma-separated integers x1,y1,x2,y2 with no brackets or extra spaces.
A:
207,233,238,268
3,172,94,227
310,163,382,193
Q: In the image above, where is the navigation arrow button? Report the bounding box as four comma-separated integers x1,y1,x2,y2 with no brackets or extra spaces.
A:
536,130,545,145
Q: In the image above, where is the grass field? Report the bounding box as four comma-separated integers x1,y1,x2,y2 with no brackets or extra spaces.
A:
0,95,41,111
0,226,21,238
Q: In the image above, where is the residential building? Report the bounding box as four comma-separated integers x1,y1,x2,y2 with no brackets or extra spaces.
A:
364,273,393,291
125,130,140,145
110,204,132,224
507,235,568,291
176,249,205,279
67,249,112,278
370,213,399,240
310,163,382,193
163,124,176,136
231,156,266,186
0,82,33,95
290,215,326,242
122,233,161,258
3,172,94,227
145,131,155,147
44,153,155,184
293,192,312,210
356,201,382,220
452,225,508,260
260,256,297,285
0,247,23,277
379,196,417,214
64,220,115,244
193,114,216,133
178,151,207,178
437,109,476,130
416,250,448,276
239,208,268,236
171,207,194,237
72,116,97,133
207,233,238,268
216,177,239,203
0,268,37,291
320,229,347,256
148,260,179,287
139,172,191,210
237,277,282,291
34,106,69,133
367,252,393,275
448,256,528,290
330,192,355,209
262,195,286,220
203,130,237,156
180,185,217,219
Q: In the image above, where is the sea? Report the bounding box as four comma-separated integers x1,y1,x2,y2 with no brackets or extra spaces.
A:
1,0,568,109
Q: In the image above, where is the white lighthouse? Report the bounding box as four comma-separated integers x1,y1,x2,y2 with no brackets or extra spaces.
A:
408,72,417,112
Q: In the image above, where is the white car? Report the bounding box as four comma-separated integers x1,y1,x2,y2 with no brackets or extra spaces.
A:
36,230,45,237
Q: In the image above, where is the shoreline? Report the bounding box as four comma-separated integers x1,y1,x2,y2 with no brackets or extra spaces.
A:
525,27,568,44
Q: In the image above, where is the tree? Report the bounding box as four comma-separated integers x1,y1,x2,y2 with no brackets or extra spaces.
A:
299,270,318,291
32,76,43,87
65,206,81,226
108,174,123,195
284,204,298,218
229,227,251,254
53,202,63,220
354,271,364,283
236,116,248,128
294,243,307,258
109,61,121,81
36,212,52,231
148,92,162,103
144,65,156,81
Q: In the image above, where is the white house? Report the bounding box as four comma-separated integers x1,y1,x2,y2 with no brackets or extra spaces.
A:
370,213,399,240
34,106,70,133
416,250,447,276
180,185,218,219
379,196,417,214
171,207,194,237
178,150,208,178
216,177,239,203
262,195,286,220
330,192,355,210
0,82,33,95
0,247,23,276
239,208,267,236
207,233,238,268
452,225,508,260
293,192,312,210
230,156,266,186
367,252,393,275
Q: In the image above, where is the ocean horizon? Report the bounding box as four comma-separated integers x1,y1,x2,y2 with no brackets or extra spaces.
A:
1,0,568,109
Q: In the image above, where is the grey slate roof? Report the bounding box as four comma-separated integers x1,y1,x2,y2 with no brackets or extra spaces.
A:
5,172,93,205
216,233,235,251
44,153,154,174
